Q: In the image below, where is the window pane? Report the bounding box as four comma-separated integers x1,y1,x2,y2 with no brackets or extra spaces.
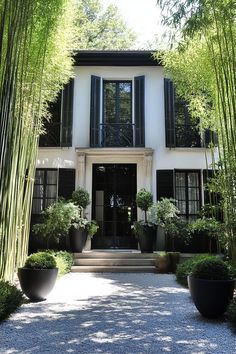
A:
119,82,132,123
188,188,199,200
32,199,44,214
33,184,44,198
46,185,57,198
176,187,186,200
35,170,44,184
47,170,58,184
175,173,185,187
104,82,116,123
188,173,199,187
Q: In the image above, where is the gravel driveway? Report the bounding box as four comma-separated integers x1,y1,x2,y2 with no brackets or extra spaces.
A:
0,273,235,354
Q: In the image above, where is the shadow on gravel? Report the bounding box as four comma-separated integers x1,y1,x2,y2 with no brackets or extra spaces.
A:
0,274,234,354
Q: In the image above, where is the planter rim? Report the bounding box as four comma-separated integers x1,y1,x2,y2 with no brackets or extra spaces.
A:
18,267,58,271
188,275,234,283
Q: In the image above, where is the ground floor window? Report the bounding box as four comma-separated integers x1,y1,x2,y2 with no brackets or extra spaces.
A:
32,169,58,214
175,170,201,220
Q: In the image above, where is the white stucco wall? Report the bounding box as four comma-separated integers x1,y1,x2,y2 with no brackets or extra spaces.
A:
37,64,217,199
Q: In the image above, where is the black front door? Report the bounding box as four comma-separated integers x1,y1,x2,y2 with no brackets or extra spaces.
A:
92,164,137,249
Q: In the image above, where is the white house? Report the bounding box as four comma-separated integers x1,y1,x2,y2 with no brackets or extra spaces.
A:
32,50,216,251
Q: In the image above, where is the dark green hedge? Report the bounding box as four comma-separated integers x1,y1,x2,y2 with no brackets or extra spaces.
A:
0,281,23,322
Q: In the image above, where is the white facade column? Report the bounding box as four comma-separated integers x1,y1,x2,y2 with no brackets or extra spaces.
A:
77,152,86,188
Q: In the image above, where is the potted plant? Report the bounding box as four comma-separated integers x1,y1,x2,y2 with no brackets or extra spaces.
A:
70,187,99,252
33,200,79,249
189,216,223,253
155,252,171,273
18,252,58,301
148,198,190,253
188,257,234,318
133,189,156,253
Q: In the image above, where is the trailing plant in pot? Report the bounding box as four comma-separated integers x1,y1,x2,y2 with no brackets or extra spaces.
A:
33,200,79,248
18,252,58,301
188,257,234,318
134,189,156,253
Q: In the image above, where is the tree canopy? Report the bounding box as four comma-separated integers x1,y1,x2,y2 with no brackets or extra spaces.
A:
75,0,137,49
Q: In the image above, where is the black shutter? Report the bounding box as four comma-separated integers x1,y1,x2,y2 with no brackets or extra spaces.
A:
90,75,101,147
164,78,175,148
156,170,174,201
61,79,74,147
134,76,145,147
58,169,75,200
204,129,218,147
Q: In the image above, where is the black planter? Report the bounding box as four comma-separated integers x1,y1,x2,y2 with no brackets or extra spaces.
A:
18,268,58,301
188,276,235,318
138,225,156,253
70,226,88,252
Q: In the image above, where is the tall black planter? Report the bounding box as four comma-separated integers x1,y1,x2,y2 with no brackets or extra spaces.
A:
188,276,234,318
138,225,156,253
70,226,88,253
18,268,58,301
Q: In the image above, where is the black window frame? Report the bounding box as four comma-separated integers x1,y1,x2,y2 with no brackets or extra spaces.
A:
174,169,202,220
175,97,201,148
103,80,133,124
32,168,58,215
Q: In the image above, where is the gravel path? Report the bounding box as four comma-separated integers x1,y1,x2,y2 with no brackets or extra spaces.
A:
0,273,235,354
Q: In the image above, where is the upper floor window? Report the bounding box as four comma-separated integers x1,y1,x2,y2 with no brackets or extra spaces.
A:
164,78,217,148
39,80,74,148
103,81,132,124
90,75,145,148
102,81,133,147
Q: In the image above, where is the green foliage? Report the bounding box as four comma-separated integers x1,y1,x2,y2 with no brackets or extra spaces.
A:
227,297,236,331
24,252,57,269
157,0,236,263
148,198,179,226
148,198,191,249
46,250,74,276
72,187,90,210
136,189,153,223
76,0,137,49
176,254,215,286
136,189,153,212
0,0,77,281
0,282,23,322
33,201,79,247
191,258,231,280
87,220,99,238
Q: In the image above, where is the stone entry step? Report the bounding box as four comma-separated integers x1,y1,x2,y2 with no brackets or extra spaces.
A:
71,265,157,273
72,250,158,273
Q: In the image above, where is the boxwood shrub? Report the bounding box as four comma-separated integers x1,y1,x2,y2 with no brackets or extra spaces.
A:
41,250,74,276
191,258,231,280
0,281,23,322
25,252,57,269
176,254,216,287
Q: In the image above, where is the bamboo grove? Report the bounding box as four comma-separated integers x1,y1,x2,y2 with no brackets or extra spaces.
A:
158,0,236,261
0,0,77,281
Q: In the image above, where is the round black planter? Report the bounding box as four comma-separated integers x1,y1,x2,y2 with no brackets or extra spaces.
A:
18,268,58,301
188,276,235,318
138,225,156,253
70,226,88,253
